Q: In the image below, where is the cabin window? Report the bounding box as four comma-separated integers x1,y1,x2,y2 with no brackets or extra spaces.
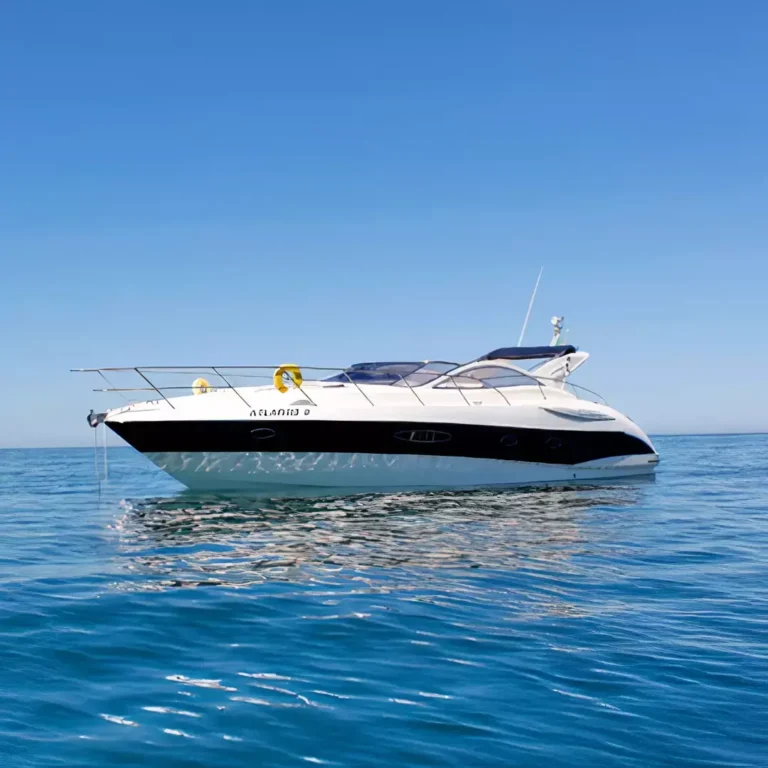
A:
394,429,452,444
251,428,277,440
393,362,459,387
436,366,537,389
500,434,519,447
325,361,458,387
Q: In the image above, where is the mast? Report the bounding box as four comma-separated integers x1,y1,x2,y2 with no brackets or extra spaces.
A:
517,267,543,346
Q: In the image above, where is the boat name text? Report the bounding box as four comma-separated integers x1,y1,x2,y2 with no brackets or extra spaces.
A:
250,408,311,417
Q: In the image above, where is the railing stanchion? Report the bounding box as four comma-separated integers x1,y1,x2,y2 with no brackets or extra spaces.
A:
343,372,375,407
135,368,175,409
448,375,472,406
212,367,252,409
399,374,425,406
96,370,132,404
492,384,512,406
295,384,317,406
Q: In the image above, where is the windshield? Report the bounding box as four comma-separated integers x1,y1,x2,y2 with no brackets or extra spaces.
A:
325,361,458,386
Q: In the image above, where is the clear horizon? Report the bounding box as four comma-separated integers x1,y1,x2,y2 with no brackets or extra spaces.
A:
2,2,767,447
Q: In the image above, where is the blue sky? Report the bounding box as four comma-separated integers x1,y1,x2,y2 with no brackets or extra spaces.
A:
1,1,767,447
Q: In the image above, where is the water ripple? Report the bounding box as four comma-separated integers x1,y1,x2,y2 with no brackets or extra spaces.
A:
0,437,767,767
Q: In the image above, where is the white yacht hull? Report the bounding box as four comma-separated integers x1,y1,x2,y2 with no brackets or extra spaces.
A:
146,450,658,496
98,371,658,497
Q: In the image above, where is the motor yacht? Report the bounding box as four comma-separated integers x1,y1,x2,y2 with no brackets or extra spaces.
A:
76,321,658,495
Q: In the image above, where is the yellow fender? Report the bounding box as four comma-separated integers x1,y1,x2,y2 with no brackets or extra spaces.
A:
192,377,212,395
274,363,303,393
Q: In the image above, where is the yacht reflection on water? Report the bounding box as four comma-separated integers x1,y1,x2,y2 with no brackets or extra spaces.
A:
111,481,651,592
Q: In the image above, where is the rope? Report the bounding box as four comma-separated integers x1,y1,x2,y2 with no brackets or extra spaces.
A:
102,422,108,483
94,423,108,486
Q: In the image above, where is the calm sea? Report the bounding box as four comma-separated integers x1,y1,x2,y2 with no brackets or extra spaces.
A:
0,435,766,767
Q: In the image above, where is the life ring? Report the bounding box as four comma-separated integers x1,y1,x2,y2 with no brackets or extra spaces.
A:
192,377,212,395
274,363,303,393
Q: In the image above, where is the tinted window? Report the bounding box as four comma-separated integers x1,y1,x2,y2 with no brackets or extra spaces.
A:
326,362,458,386
251,428,276,440
437,366,536,389
394,430,452,444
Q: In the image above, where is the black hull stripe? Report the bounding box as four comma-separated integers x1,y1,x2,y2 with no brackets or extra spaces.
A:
108,420,653,465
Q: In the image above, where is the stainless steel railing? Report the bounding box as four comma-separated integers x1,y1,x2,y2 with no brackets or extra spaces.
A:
73,365,607,410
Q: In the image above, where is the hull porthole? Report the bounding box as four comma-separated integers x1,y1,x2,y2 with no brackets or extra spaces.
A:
251,428,277,441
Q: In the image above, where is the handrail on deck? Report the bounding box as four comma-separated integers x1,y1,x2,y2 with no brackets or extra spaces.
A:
75,364,606,409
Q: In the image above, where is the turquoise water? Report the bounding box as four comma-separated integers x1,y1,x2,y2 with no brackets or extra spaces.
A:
1,435,766,767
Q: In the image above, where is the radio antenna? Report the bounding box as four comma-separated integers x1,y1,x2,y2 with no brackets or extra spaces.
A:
517,266,543,346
